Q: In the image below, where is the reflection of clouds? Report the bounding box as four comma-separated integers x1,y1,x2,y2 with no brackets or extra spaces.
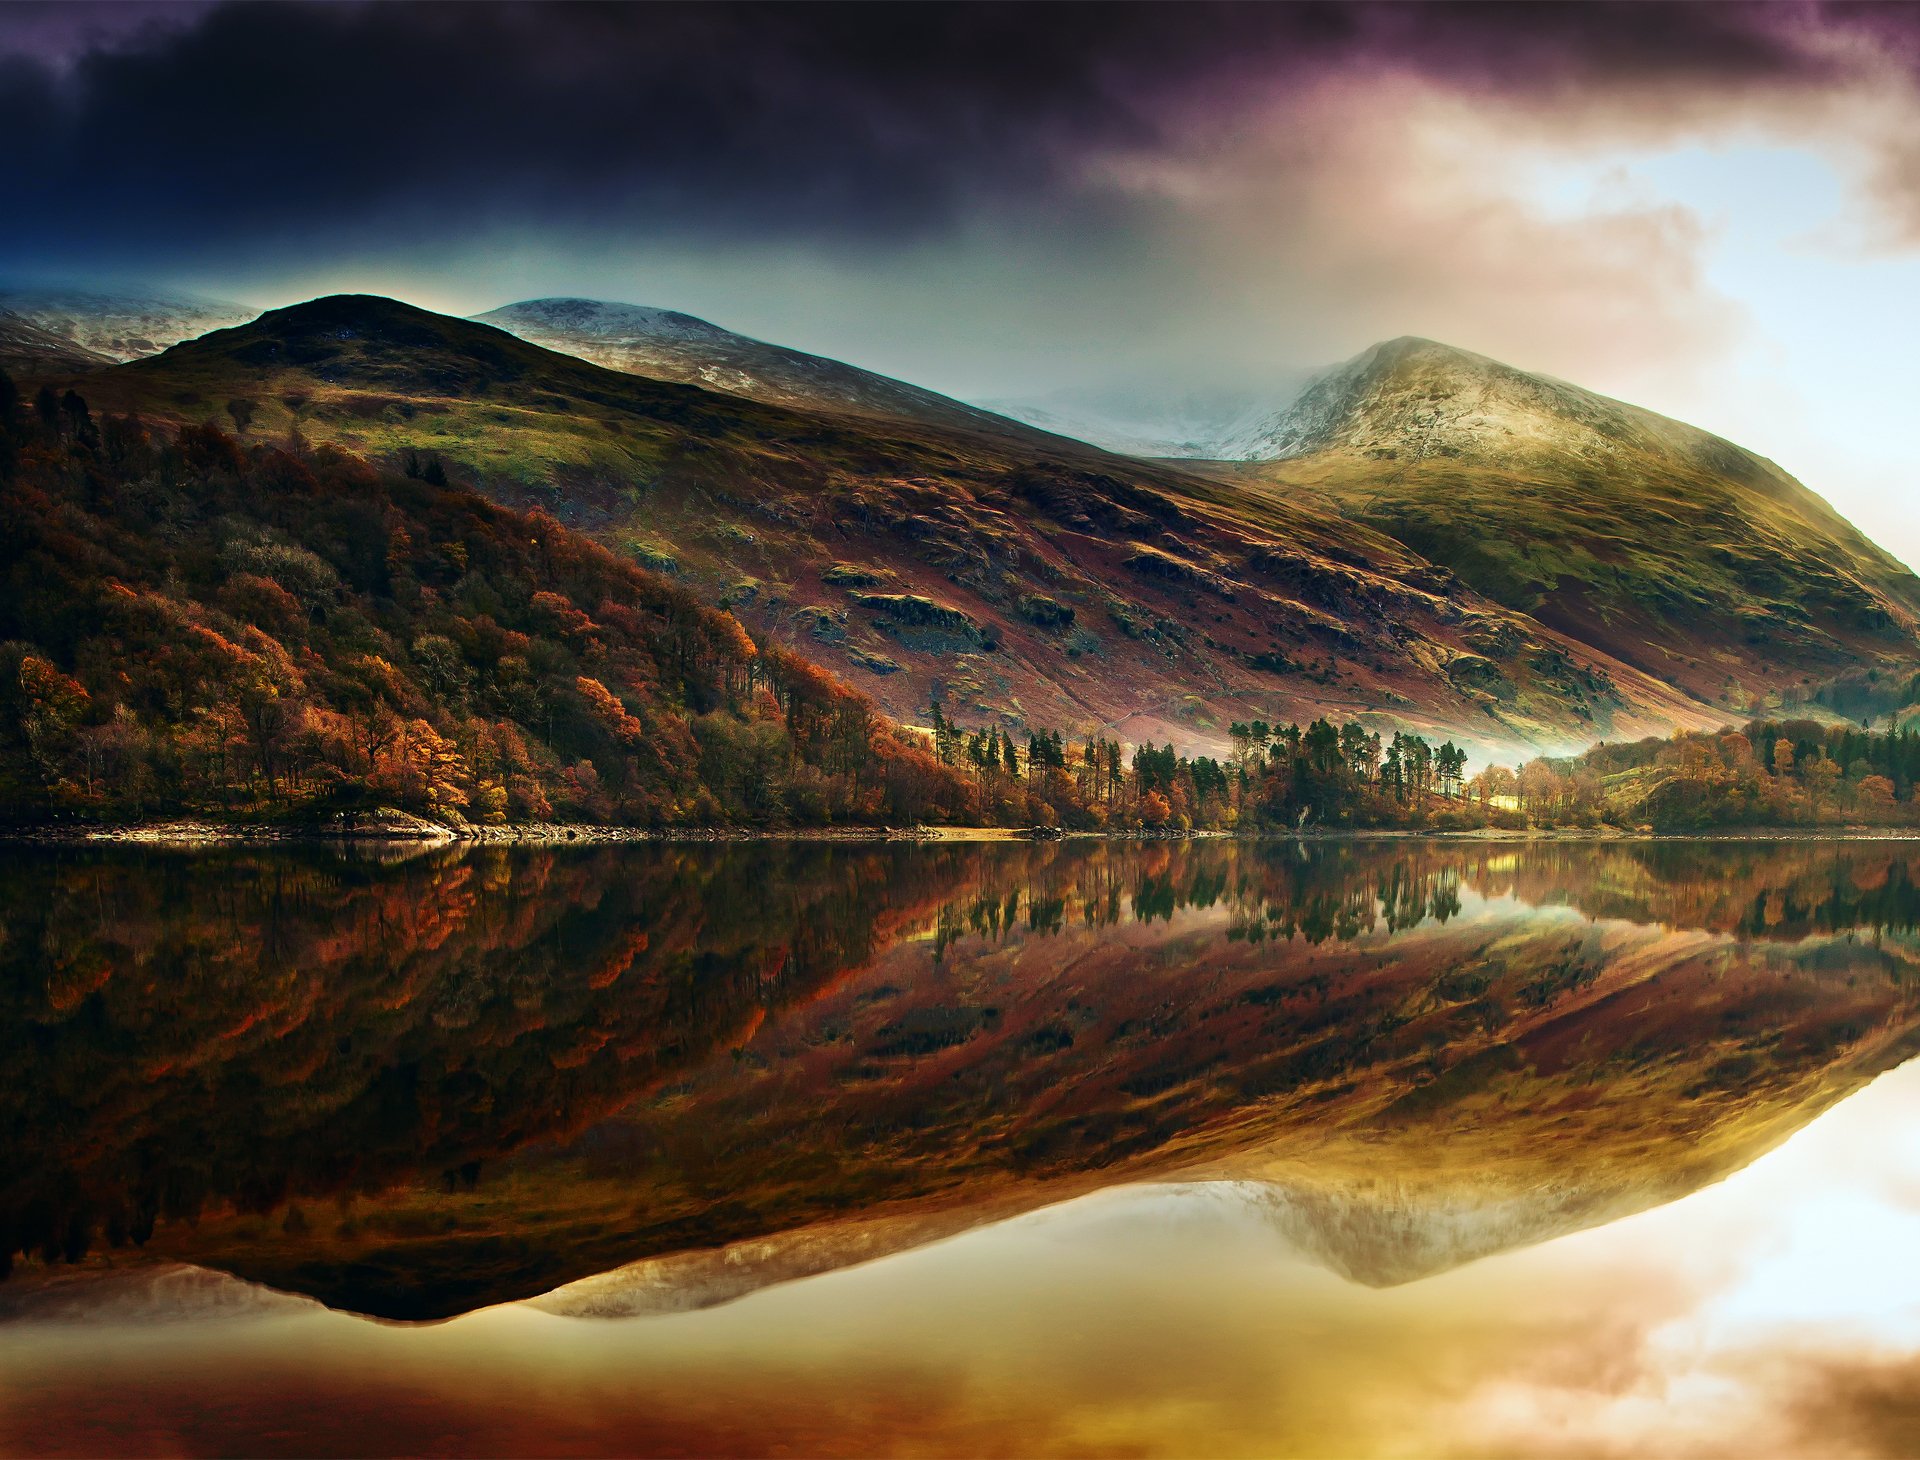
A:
1415,1060,1920,1458
14,1058,1920,1458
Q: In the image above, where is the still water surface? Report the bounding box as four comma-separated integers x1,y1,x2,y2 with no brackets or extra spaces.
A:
5,838,1920,1455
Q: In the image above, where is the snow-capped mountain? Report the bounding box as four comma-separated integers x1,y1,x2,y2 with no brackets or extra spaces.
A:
978,335,1809,486
1231,335,1790,478
474,297,1038,440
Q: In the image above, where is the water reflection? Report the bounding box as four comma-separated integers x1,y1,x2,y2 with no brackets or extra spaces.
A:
4,839,1920,1321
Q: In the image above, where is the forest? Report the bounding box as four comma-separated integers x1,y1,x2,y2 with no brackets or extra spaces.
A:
1525,719,1920,831
0,376,983,827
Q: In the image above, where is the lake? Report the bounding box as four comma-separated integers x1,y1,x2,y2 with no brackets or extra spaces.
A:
5,837,1920,1456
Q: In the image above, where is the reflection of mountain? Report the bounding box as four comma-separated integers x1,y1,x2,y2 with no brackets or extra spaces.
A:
7,839,1920,1317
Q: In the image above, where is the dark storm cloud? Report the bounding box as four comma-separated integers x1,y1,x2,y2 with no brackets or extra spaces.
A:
0,0,1896,274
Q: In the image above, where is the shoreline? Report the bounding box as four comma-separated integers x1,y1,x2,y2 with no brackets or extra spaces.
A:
6,819,1920,849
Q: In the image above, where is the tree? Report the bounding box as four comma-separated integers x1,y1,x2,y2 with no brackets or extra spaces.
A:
1806,753,1841,817
59,390,98,448
226,398,257,435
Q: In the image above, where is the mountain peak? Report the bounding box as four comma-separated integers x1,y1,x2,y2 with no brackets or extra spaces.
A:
1237,334,1757,474
123,291,572,398
1363,335,1503,373
250,293,464,337
481,298,733,345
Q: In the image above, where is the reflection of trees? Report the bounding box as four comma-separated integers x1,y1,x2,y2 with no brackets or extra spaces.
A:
7,837,1920,1317
0,843,977,1282
932,840,1920,953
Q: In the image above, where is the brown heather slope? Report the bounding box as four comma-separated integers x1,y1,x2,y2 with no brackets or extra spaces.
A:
41,296,1719,760
1197,337,1920,715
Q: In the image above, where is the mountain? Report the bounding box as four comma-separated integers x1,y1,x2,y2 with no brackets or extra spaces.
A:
1197,337,1920,709
45,294,1720,760
0,285,254,365
461,308,1920,720
0,310,114,374
475,297,1036,440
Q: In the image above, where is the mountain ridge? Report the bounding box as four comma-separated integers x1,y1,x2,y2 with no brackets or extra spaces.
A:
476,295,1045,442
0,285,255,365
41,291,1911,755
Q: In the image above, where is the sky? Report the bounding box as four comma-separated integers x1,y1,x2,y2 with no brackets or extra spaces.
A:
6,1,1920,563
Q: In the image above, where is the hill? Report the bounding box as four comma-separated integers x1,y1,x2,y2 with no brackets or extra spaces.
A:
39,295,1721,761
1199,337,1920,710
0,384,989,828
477,297,1034,440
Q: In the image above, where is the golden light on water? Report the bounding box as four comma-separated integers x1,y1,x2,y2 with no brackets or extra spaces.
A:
11,1058,1920,1457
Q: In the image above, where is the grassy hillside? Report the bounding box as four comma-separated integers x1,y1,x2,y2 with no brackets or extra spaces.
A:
1206,339,1920,712
44,297,1719,761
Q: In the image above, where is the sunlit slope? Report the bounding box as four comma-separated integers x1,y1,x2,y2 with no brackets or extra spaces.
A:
1205,338,1920,707
56,296,1708,756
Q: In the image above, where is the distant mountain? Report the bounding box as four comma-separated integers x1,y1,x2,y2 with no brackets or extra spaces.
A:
475,297,1036,440
0,310,115,374
976,379,1307,459
53,294,1718,760
1200,337,1920,706
0,285,254,365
